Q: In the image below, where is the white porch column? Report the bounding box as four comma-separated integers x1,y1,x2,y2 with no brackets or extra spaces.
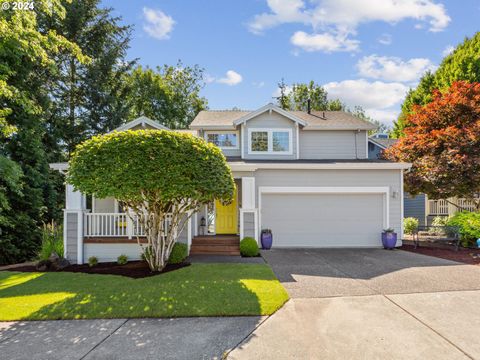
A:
65,183,87,264
240,177,258,242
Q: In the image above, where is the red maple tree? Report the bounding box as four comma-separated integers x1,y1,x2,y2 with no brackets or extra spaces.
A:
385,81,480,209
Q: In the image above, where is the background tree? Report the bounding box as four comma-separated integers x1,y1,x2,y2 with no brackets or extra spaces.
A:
275,81,386,133
393,32,480,137
125,63,208,129
42,0,135,157
0,0,86,263
384,81,480,209
275,80,344,111
67,130,234,271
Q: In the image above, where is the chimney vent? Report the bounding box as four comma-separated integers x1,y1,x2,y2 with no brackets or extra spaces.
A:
323,111,325,118
307,99,311,114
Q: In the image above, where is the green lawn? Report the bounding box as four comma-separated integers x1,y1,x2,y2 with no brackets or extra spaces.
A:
0,264,289,321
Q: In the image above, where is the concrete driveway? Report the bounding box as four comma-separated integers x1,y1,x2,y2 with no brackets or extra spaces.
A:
2,249,480,359
229,249,480,359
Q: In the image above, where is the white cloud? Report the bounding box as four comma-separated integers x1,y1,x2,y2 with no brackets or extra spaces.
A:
217,70,243,86
324,79,408,109
248,0,450,52
378,33,392,45
290,31,359,53
357,55,436,82
253,81,266,88
247,0,309,34
143,7,175,40
272,85,293,98
204,74,216,84
324,79,408,124
364,109,399,124
442,45,455,57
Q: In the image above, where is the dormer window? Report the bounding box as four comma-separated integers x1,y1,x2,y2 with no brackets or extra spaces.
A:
248,128,292,155
205,131,239,149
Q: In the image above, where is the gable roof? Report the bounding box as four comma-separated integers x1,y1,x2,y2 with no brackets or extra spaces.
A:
190,105,376,131
233,103,308,127
368,137,398,149
112,116,169,132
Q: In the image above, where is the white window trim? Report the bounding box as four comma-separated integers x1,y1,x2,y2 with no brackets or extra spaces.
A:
204,130,240,150
247,128,293,155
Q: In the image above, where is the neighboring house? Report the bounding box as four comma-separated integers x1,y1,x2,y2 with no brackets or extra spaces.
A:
368,134,477,226
51,105,411,264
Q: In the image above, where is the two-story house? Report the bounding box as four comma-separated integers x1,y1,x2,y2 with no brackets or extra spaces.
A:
52,104,411,264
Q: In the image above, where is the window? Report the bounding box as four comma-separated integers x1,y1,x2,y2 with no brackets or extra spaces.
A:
206,132,238,149
248,128,292,155
251,131,268,151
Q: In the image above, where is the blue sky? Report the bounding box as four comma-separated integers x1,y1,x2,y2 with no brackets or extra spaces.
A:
102,0,479,125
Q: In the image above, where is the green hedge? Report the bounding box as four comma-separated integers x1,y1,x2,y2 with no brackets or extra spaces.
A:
446,211,480,247
168,243,188,264
240,237,259,257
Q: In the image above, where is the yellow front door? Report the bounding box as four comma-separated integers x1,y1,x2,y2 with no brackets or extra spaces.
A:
215,189,238,234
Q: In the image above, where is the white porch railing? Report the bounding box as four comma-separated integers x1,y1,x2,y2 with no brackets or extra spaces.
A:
84,213,173,239
427,198,477,216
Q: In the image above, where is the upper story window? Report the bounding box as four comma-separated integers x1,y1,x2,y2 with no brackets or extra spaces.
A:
206,131,238,149
248,128,293,155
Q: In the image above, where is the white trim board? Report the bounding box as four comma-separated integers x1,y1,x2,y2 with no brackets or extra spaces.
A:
228,162,411,172
258,186,391,235
233,103,307,127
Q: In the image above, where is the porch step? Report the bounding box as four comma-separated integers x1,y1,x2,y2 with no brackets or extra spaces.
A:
190,235,240,255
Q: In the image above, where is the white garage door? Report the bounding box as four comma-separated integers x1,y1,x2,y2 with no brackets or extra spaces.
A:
261,193,384,247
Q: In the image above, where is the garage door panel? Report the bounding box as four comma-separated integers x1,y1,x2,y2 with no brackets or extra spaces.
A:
261,193,383,247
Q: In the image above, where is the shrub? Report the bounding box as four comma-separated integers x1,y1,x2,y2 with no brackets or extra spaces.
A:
168,243,188,264
240,237,259,257
432,216,449,227
38,222,63,261
446,211,480,247
403,217,419,235
88,256,98,267
117,254,128,265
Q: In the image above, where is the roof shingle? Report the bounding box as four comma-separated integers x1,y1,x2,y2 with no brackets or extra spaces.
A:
190,108,376,130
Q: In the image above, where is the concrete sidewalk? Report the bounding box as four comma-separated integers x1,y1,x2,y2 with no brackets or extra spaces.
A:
228,291,480,359
0,317,266,360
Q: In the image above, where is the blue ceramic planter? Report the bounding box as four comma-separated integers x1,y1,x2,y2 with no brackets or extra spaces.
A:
261,230,273,250
382,232,397,249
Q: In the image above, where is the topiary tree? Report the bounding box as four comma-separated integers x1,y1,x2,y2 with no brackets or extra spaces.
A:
68,130,235,271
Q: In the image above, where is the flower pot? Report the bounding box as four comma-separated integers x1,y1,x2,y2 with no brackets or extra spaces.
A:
261,231,273,250
382,232,397,250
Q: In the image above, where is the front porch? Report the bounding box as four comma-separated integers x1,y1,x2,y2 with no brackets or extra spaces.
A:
59,173,259,264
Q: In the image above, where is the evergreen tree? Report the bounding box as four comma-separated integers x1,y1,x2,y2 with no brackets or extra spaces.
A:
44,0,135,157
393,32,480,137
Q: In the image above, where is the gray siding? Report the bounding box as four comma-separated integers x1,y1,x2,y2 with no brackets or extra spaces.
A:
253,169,402,240
300,130,367,159
243,112,297,160
85,244,142,262
243,212,255,239
93,197,115,213
404,193,426,226
368,141,383,159
65,212,78,263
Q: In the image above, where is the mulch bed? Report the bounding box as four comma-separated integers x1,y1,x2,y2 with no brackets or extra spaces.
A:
401,244,480,266
0,261,191,279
